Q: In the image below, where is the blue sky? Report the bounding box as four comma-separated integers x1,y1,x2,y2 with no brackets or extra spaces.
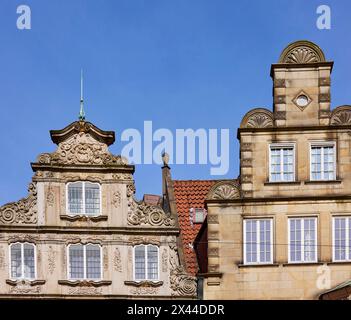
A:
0,0,350,203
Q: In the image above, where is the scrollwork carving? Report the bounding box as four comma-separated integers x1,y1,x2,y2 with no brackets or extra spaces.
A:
113,247,122,272
0,183,37,224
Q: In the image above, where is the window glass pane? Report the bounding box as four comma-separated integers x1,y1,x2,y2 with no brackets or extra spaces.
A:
270,147,294,182
245,220,257,263
23,244,35,279
134,246,146,280
69,245,84,279
85,183,100,215
334,218,346,261
86,244,101,279
290,219,302,262
11,243,22,279
194,209,205,223
259,220,271,263
68,182,83,214
349,219,351,261
147,246,158,280
311,146,335,181
304,219,316,262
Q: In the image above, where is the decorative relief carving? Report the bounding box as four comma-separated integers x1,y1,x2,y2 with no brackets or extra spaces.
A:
169,243,196,297
112,191,121,208
36,132,128,166
207,181,241,200
242,175,252,183
130,287,158,295
127,183,175,227
274,95,286,104
67,287,102,295
112,173,133,181
319,93,330,103
208,248,219,257
113,247,122,272
274,79,286,88
8,234,39,244
274,111,286,120
330,106,351,125
241,159,252,167
283,47,319,63
0,246,5,270
162,248,168,272
103,247,108,271
48,246,56,274
0,183,37,224
240,108,274,129
46,188,54,207
240,143,252,152
129,236,161,246
319,77,331,86
207,215,219,224
9,285,41,295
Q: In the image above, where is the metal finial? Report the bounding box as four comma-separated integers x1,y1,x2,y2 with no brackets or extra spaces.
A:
79,69,85,121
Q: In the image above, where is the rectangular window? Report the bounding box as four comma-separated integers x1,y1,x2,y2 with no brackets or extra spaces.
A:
67,182,101,215
244,219,273,264
68,244,101,280
310,144,336,181
333,217,351,262
289,218,317,263
134,245,159,281
192,208,206,224
269,145,294,182
10,243,36,280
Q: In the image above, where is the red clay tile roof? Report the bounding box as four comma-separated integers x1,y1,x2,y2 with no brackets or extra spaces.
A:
173,180,219,276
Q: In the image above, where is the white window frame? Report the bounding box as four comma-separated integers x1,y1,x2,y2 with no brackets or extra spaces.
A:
66,181,102,216
191,208,207,224
309,142,336,181
269,143,296,182
67,243,103,281
332,216,351,262
9,242,37,280
288,217,318,263
243,219,273,265
133,244,160,282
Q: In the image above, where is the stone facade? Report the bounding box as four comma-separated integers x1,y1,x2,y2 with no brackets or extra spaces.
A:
202,41,351,299
0,120,196,299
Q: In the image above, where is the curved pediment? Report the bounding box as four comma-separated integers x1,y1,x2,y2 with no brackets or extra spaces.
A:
278,40,326,64
330,105,351,125
206,181,241,200
240,108,274,129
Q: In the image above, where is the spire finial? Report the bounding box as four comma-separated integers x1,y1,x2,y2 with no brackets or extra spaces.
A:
79,69,85,121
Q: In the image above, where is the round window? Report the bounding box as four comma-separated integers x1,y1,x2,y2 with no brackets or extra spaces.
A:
296,95,309,107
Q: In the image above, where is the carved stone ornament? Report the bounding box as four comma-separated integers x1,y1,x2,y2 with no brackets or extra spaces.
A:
48,246,56,274
0,246,4,270
7,279,45,294
46,189,54,207
126,183,175,227
36,132,128,166
162,248,168,272
330,106,351,125
130,287,158,295
207,181,240,200
113,247,122,272
240,108,274,129
112,191,121,208
68,287,102,295
169,243,197,297
278,40,326,64
0,183,37,224
8,234,39,244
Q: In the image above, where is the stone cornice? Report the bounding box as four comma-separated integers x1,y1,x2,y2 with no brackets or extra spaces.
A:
6,279,46,286
124,280,163,287
58,280,112,287
31,163,135,173
270,61,334,77
60,215,108,222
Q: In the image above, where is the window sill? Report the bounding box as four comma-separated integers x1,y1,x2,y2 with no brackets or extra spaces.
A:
60,215,108,222
124,280,163,287
6,279,46,286
327,261,351,265
282,262,323,266
58,280,112,287
304,180,342,184
237,263,280,268
264,181,301,186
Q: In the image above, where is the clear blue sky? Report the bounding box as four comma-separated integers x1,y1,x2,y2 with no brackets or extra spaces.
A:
0,0,350,203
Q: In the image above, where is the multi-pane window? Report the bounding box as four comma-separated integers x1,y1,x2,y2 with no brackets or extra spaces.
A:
244,219,273,264
333,217,351,262
67,182,101,215
269,145,294,182
10,243,36,280
310,144,336,181
68,244,101,280
289,218,317,263
134,245,159,281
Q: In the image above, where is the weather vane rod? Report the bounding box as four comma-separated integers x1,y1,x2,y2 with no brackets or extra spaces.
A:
79,69,85,121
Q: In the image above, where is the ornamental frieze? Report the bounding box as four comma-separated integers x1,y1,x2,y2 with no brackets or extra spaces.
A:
0,183,37,225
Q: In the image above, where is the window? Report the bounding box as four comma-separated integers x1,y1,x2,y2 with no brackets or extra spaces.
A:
269,145,295,182
10,243,36,280
310,143,336,181
67,182,101,215
68,244,102,280
288,218,317,263
192,208,206,224
243,219,273,264
134,245,159,281
333,217,351,262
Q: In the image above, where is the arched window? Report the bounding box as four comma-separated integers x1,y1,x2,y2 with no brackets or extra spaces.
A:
68,244,102,280
134,245,159,281
9,242,36,280
66,182,101,215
